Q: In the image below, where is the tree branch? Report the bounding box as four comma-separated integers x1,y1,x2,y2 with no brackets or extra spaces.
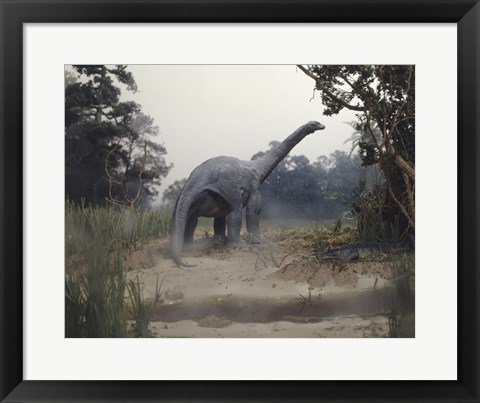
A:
131,142,148,207
297,65,365,112
105,139,123,204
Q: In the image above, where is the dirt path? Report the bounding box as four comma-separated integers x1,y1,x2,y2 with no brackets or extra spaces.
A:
127,229,407,338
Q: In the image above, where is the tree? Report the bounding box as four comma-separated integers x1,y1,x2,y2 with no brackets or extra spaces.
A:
65,65,171,207
298,65,415,240
65,65,138,127
162,179,187,211
105,112,171,207
317,150,365,195
251,144,364,220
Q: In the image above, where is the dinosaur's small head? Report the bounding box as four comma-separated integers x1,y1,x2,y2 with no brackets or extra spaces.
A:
305,121,326,134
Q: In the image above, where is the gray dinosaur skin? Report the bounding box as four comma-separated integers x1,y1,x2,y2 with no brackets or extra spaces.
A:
170,121,326,267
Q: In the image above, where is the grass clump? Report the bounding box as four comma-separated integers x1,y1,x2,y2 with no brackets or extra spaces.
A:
330,183,402,244
388,253,415,337
127,274,163,337
65,231,127,337
312,223,328,252
65,200,170,338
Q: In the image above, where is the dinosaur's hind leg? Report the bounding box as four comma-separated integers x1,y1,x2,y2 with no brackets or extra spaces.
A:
213,217,226,238
184,216,198,244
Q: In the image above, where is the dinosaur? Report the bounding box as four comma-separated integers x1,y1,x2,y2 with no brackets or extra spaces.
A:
170,121,326,267
315,242,411,262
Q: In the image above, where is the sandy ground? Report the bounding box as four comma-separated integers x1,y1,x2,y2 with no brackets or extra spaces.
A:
125,226,413,338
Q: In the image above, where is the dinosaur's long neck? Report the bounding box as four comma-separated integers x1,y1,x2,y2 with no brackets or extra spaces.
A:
252,124,310,183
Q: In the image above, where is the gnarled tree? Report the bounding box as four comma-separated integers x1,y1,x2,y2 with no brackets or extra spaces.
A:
297,65,415,241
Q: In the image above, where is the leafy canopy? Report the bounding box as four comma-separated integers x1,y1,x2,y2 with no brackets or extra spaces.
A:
65,65,171,207
298,65,415,237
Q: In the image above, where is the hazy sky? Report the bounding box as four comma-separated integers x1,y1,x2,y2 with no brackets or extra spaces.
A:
119,65,357,193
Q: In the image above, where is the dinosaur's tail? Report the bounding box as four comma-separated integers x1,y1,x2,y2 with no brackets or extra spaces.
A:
170,192,196,268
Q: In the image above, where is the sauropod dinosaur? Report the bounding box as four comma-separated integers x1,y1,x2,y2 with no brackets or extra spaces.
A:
170,121,326,267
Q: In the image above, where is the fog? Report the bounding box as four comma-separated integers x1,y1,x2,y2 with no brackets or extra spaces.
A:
121,65,357,195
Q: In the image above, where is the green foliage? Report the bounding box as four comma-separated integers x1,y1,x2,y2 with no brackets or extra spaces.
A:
73,64,138,93
299,65,415,240
65,229,127,338
249,147,365,220
307,66,415,164
330,183,401,243
65,200,170,337
66,200,171,254
312,223,328,252
65,65,171,207
127,274,163,337
118,208,171,247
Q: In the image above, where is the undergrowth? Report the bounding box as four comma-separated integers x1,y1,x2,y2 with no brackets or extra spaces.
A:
389,253,415,337
65,200,170,338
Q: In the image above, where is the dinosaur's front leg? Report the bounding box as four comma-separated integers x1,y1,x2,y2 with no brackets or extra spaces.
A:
246,191,261,239
226,208,244,244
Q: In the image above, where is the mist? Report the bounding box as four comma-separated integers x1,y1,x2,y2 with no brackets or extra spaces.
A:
120,65,357,198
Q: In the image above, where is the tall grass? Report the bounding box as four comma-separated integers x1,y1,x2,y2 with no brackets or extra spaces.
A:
65,200,170,337
389,253,415,337
356,203,402,244
66,200,171,254
312,223,328,252
127,274,163,337
330,183,402,244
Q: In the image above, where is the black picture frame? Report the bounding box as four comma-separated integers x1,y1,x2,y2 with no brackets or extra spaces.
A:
1,0,479,401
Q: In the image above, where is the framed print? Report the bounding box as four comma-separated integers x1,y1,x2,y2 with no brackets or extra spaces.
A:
1,0,479,401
